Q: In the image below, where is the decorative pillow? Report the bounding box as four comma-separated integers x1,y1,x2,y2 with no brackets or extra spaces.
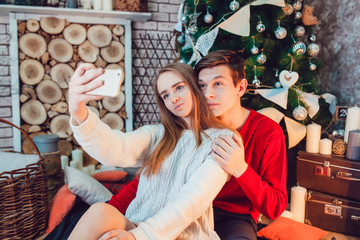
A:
257,217,328,240
92,170,127,183
65,166,113,205
46,184,76,233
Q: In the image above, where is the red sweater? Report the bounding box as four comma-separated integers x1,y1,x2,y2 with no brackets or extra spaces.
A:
108,109,288,222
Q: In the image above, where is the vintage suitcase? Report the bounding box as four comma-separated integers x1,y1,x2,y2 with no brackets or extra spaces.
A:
297,151,360,201
305,190,360,237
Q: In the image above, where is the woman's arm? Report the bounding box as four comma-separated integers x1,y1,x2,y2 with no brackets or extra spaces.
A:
71,109,163,168
68,63,163,168
129,157,229,240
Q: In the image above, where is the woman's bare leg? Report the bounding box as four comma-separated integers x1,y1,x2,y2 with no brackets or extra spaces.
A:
68,202,135,240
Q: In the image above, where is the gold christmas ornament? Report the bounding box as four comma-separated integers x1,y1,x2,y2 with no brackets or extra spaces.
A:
332,139,346,156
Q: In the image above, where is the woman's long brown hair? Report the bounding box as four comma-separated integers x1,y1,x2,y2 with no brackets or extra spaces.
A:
141,62,231,177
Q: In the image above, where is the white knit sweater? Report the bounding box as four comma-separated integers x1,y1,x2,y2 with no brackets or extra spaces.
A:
71,109,232,240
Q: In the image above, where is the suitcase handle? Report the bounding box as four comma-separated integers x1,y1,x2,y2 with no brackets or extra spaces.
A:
336,172,360,182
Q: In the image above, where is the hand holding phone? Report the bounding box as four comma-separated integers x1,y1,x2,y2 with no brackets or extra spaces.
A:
85,69,124,97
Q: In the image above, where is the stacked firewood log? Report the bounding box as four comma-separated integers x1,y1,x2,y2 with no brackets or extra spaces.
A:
18,17,126,164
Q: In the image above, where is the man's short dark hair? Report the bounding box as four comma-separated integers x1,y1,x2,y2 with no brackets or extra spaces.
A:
194,50,246,86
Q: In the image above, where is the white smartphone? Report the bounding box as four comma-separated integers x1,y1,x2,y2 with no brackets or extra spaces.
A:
85,69,124,97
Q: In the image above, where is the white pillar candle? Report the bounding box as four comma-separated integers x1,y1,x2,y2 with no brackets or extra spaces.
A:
102,0,113,11
280,210,294,220
70,160,79,169
72,149,83,169
88,164,96,175
82,166,90,175
344,106,360,143
319,138,332,155
93,0,102,10
61,155,69,170
290,186,307,223
306,123,322,153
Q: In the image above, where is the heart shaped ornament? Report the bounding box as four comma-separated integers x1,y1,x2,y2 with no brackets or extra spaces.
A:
279,70,299,89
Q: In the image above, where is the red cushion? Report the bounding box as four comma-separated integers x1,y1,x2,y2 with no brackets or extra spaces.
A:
257,217,328,240
92,170,127,183
46,184,76,233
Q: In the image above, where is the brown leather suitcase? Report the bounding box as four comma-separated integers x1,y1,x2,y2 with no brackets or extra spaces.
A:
297,151,360,201
305,190,360,237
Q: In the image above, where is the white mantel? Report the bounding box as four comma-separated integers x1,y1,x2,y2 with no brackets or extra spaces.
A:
0,4,152,22
1,4,151,151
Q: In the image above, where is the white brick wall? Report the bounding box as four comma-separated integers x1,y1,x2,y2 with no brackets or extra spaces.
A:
0,0,181,150
0,16,12,150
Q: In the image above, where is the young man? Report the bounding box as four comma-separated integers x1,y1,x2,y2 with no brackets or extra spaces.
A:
107,50,288,239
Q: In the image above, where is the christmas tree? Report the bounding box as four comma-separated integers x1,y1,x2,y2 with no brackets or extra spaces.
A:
176,0,334,148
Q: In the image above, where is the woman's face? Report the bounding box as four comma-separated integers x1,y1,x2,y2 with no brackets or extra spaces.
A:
157,71,193,125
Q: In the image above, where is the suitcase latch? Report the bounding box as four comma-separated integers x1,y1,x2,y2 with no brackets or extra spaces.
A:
324,204,342,216
351,215,360,221
315,161,331,177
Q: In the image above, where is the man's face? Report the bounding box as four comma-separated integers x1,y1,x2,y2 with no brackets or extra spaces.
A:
198,65,242,118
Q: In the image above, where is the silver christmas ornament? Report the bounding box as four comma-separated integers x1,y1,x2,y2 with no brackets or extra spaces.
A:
181,15,187,24
188,24,198,34
251,46,259,55
307,43,320,56
282,3,294,15
274,81,282,88
204,13,213,24
252,77,261,88
293,0,302,11
309,63,317,71
308,34,316,42
256,22,265,33
257,52,267,64
293,105,308,121
229,0,240,11
295,11,302,19
338,129,345,136
295,26,305,37
275,26,287,39
177,34,185,44
292,41,306,55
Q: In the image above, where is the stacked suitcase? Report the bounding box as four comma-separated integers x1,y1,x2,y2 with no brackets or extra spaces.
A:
297,151,360,237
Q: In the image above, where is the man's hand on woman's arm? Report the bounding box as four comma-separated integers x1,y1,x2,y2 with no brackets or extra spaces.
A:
211,133,248,178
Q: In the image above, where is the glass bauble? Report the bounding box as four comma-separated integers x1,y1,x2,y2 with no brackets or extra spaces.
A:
293,105,307,121
295,26,305,37
282,3,294,15
204,13,213,24
308,34,316,42
307,43,320,56
309,63,317,71
256,22,265,33
257,52,267,64
188,24,198,35
252,78,261,88
292,41,306,55
293,0,302,11
275,26,287,39
229,0,240,11
251,46,259,55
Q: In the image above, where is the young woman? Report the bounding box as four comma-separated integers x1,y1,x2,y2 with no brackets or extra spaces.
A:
67,62,239,240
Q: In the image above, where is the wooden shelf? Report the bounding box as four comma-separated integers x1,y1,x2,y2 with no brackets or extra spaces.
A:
0,4,152,21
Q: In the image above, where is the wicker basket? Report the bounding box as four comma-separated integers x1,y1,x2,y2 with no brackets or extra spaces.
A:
0,118,49,240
